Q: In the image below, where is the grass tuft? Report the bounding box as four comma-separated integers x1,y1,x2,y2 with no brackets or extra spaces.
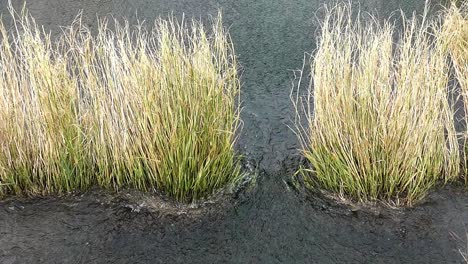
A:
293,3,460,206
439,2,468,185
0,5,241,202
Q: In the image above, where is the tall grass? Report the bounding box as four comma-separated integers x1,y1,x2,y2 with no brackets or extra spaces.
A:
293,3,460,206
0,6,241,202
439,2,467,185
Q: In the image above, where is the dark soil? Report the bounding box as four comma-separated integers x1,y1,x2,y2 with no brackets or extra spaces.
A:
0,0,467,263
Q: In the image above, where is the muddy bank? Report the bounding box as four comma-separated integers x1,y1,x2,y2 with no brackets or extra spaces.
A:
0,0,467,263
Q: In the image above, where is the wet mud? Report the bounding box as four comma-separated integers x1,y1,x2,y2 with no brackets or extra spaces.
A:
0,0,467,263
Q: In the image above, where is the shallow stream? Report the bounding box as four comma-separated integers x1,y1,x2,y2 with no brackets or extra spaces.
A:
0,0,467,263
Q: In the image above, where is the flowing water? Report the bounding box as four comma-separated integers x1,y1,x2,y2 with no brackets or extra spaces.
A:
0,0,467,263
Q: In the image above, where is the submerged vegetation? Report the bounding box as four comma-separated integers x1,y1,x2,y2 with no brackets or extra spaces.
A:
293,3,462,206
0,6,241,202
439,2,468,184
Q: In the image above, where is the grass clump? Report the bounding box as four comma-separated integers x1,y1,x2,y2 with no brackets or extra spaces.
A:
439,2,468,184
293,3,460,206
0,6,241,202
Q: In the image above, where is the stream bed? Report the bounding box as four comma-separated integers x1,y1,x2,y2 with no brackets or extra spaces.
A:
0,0,467,263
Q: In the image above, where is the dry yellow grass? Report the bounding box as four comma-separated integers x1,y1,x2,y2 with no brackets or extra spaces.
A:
0,6,241,202
293,3,460,206
439,2,468,185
